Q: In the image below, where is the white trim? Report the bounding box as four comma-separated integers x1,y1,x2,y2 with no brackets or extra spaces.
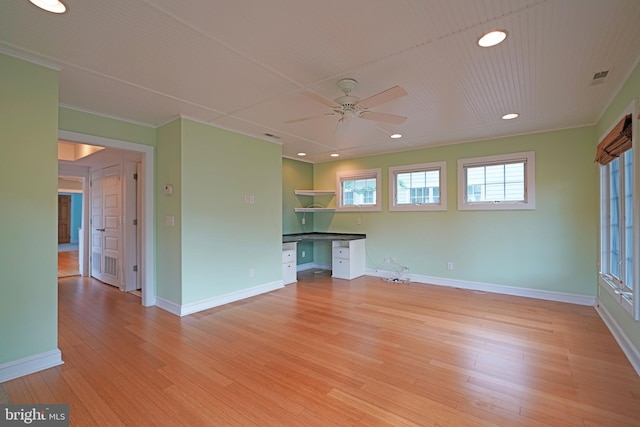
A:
457,151,536,210
389,161,447,211
0,46,62,71
154,296,182,316
336,168,382,212
595,302,640,376
60,104,155,129
366,269,596,306
58,130,156,307
157,281,284,317
297,262,331,272
0,349,63,383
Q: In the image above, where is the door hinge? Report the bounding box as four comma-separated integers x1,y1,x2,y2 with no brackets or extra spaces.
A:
90,180,92,187
133,173,138,180
133,265,138,272
133,219,138,226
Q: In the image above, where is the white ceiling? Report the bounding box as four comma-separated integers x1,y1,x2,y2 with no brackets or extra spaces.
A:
3,0,640,163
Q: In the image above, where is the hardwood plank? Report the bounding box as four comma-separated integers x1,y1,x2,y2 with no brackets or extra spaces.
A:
4,274,640,426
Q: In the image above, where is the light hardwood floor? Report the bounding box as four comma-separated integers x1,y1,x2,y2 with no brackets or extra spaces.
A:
4,271,640,426
58,249,79,278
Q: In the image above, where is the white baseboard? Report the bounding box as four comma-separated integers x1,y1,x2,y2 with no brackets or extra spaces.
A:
298,262,331,271
0,349,63,383
154,296,182,316
366,269,597,306
156,280,284,317
595,303,640,376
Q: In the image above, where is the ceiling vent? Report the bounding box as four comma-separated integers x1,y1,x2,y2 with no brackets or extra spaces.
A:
591,70,609,85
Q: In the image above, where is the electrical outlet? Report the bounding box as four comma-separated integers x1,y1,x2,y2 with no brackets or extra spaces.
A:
447,262,453,270
301,217,305,225
356,217,361,225
385,257,390,264
249,268,255,277
301,251,306,258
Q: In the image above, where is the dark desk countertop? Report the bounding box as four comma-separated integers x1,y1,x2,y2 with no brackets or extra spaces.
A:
283,232,366,243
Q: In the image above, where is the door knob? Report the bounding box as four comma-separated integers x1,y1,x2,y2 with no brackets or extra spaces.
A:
96,228,106,232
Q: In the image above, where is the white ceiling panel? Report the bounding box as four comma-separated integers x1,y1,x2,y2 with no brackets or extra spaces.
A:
2,0,640,162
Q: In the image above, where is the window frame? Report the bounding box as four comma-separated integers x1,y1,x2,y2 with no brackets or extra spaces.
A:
457,151,536,211
389,161,447,211
336,168,382,212
598,102,639,320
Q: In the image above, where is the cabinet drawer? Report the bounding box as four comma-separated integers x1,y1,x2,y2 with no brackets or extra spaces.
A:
282,261,297,284
332,258,350,279
282,249,296,263
332,247,350,259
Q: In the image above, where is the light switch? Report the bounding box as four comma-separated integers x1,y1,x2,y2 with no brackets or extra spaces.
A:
165,216,175,226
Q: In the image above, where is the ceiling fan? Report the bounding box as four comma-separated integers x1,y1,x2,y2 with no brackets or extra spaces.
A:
286,78,408,134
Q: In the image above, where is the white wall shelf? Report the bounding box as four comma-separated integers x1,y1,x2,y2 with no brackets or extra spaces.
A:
294,207,335,212
294,189,336,213
294,190,336,196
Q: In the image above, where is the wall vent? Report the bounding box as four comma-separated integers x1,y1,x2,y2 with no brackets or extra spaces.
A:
105,256,117,276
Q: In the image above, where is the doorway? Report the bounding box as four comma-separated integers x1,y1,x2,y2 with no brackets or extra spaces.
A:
58,130,155,307
57,188,82,278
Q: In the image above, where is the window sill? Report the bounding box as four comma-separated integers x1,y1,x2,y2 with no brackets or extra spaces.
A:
599,274,634,317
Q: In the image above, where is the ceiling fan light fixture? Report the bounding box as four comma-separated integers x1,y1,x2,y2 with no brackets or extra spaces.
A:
390,133,402,139
29,0,67,13
502,113,519,120
477,30,507,47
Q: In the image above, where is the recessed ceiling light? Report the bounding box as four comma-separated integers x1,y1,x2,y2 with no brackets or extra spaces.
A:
297,152,306,156
330,153,339,157
502,113,519,120
29,0,67,13
477,30,507,47
390,133,402,139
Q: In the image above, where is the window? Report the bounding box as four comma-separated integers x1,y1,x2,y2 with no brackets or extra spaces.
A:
389,161,447,211
598,108,637,319
457,151,535,210
336,168,381,212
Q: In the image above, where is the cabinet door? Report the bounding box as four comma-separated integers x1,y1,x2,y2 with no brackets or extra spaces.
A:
332,258,351,279
283,262,297,284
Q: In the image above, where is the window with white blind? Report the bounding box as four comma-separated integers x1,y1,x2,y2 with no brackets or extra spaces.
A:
457,151,535,210
389,161,447,211
597,106,637,320
336,168,381,212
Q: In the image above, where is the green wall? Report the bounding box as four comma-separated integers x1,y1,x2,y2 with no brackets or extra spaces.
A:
596,60,640,354
180,119,282,304
282,158,315,263
156,119,183,303
155,118,284,307
59,107,156,146
0,54,59,364
309,126,598,297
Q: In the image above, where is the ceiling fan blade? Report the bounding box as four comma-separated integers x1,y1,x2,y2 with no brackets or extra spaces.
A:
285,113,336,124
303,91,340,108
360,111,407,125
358,86,408,109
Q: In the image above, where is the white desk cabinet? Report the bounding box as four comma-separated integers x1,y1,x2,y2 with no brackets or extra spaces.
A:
282,242,297,285
332,239,366,280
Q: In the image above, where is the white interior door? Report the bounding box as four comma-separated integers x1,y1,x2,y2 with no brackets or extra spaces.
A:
91,165,122,287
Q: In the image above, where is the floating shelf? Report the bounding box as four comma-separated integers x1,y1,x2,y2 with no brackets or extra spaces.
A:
294,207,336,213
294,190,336,196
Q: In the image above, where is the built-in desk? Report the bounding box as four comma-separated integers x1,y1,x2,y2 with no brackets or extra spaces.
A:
282,232,366,281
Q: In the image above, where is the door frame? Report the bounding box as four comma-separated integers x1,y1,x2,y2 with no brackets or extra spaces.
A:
59,130,156,307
